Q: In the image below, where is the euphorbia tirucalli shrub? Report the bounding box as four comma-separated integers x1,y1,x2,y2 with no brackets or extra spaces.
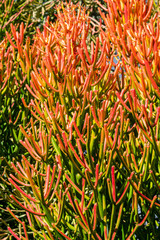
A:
0,22,36,238
4,1,160,239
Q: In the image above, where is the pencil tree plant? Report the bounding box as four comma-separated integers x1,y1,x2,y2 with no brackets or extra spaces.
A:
0,0,160,239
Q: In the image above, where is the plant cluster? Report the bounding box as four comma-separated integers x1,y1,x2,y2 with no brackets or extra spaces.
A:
0,0,160,239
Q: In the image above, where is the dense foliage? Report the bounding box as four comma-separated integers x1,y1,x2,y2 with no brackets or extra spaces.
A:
0,0,160,239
